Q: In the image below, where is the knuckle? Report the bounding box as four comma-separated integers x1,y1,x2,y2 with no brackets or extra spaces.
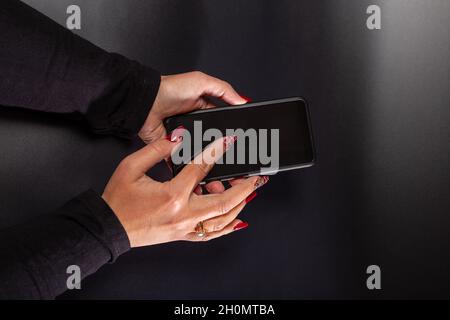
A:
219,80,232,92
195,162,211,176
192,70,205,78
167,193,184,212
147,142,164,155
200,162,211,173
215,200,229,216
213,222,225,232
159,185,188,231
222,80,232,89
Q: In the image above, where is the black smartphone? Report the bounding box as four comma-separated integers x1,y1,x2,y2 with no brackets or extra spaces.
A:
163,97,315,183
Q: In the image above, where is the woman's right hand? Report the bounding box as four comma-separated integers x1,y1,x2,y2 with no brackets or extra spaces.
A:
102,129,269,248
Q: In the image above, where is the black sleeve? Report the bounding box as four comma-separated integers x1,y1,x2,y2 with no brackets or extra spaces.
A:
0,0,161,138
0,190,130,299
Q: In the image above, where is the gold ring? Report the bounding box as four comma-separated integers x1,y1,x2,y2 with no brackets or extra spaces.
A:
195,221,207,237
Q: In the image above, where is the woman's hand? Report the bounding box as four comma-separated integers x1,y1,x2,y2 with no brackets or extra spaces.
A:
102,129,268,247
138,71,248,144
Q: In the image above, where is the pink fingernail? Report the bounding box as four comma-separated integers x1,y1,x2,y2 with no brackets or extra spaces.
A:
254,176,269,190
223,135,237,150
165,125,185,142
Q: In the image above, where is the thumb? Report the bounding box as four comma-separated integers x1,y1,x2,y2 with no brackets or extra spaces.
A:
201,75,247,106
122,127,185,180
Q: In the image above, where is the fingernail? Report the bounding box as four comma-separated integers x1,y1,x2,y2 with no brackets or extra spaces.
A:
240,94,252,103
165,125,185,142
245,191,258,204
254,176,269,189
194,185,203,195
233,221,249,231
223,135,237,150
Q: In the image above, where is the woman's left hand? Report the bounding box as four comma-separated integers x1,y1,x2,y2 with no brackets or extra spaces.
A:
138,71,248,144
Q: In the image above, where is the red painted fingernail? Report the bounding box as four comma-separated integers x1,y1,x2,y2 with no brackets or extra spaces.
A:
254,176,269,189
165,125,185,142
233,221,249,231
245,191,258,204
240,95,252,103
223,135,237,150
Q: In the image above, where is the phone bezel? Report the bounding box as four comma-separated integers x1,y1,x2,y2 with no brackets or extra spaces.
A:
163,97,316,183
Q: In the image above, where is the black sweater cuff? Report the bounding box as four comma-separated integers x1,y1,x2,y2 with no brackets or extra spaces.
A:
65,189,131,261
85,57,161,139
0,189,130,299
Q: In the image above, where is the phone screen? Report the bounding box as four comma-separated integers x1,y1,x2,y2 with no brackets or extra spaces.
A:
164,97,314,182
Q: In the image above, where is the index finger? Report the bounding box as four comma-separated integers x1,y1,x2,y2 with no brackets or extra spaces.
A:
174,135,237,192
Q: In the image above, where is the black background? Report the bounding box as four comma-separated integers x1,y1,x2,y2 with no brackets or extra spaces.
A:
0,0,449,299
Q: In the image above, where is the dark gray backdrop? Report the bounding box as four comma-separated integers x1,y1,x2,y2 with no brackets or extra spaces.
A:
0,0,448,299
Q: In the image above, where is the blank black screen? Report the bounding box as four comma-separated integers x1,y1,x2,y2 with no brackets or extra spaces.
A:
164,98,314,182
